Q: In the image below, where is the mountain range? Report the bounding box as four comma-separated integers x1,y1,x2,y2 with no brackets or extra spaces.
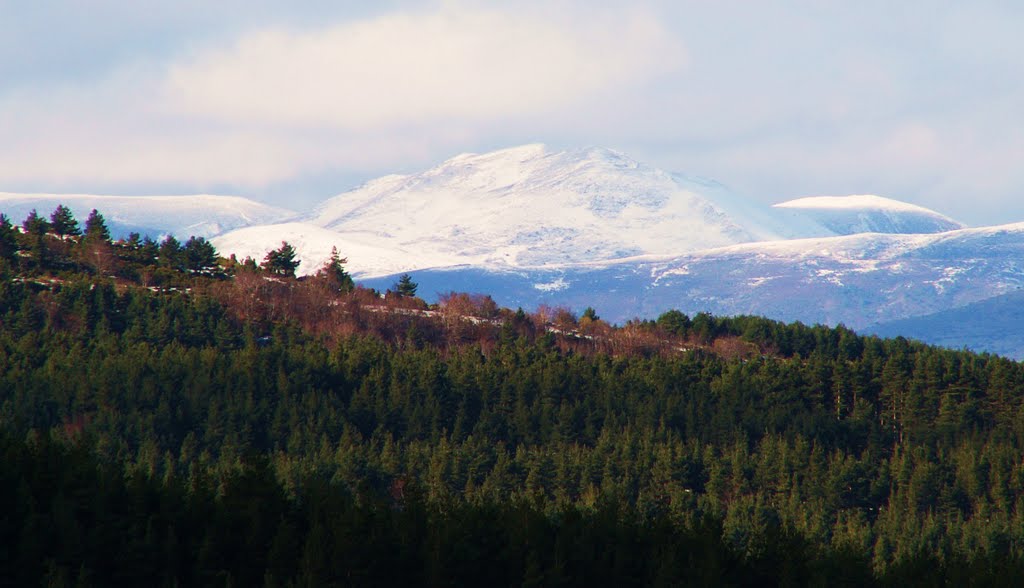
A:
0,193,293,239
3,145,1021,357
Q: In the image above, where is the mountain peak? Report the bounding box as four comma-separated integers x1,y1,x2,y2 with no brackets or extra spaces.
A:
287,144,810,273
774,194,964,235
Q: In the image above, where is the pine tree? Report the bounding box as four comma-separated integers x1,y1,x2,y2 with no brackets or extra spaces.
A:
393,273,418,297
22,209,50,236
139,236,160,264
49,205,81,238
83,209,111,242
262,242,299,278
0,213,18,261
123,232,142,250
184,236,219,274
159,235,185,270
317,246,354,292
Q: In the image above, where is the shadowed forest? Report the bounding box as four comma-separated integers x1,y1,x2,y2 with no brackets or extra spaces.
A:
2,207,1024,586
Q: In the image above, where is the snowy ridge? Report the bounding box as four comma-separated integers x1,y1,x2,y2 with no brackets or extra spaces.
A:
295,144,825,269
358,221,1024,348
774,195,964,235
210,222,468,278
0,193,294,239
19,143,1011,355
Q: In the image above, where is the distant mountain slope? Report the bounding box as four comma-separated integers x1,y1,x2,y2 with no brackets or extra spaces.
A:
361,222,1024,340
0,193,294,239
297,144,825,269
774,195,964,235
210,222,437,277
868,290,1024,359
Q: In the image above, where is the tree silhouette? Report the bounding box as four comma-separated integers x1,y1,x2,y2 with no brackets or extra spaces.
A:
49,205,81,238
317,246,354,292
393,273,418,297
184,236,219,273
83,209,111,242
262,241,300,277
0,214,18,262
22,209,50,236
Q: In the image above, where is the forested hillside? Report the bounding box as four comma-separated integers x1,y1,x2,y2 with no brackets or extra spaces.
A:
2,206,1024,586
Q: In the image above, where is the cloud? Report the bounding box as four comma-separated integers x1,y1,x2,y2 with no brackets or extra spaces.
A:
0,4,682,189
163,6,681,129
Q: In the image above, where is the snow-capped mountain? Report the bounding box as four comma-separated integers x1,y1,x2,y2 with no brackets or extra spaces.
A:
774,195,964,235
359,222,1024,351
21,143,1008,356
218,144,826,274
0,193,294,239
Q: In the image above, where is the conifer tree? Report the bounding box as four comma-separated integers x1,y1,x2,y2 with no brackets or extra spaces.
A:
317,246,354,292
262,241,299,277
83,209,111,242
22,209,50,236
49,205,81,238
393,273,418,297
184,236,218,273
123,232,142,250
159,235,185,270
0,213,17,261
139,236,160,264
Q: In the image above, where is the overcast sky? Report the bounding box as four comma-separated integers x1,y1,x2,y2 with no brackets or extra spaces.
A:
2,1,1022,225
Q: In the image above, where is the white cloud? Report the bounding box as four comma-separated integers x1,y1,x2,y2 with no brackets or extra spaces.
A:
162,7,681,129
0,4,682,188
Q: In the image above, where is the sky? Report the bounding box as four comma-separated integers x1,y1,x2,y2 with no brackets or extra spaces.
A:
2,0,1023,225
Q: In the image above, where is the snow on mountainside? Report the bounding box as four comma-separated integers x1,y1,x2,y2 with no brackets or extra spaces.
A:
360,222,1024,346
289,144,826,271
774,195,964,235
210,222,453,278
0,193,294,239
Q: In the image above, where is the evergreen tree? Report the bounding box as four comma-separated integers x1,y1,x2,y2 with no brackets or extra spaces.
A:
49,205,81,238
262,242,299,277
184,236,219,274
159,235,185,270
22,209,50,235
317,246,354,292
139,236,160,264
393,273,418,297
83,209,111,242
123,232,142,250
0,213,17,261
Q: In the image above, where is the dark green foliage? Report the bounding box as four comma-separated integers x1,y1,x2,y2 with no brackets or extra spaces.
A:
158,235,184,270
49,204,80,238
2,214,1024,583
262,241,299,277
184,236,218,274
0,213,17,262
394,272,418,297
1,432,903,587
22,208,50,235
82,209,110,242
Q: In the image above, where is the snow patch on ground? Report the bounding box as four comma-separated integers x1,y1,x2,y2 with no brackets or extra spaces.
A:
533,277,570,292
